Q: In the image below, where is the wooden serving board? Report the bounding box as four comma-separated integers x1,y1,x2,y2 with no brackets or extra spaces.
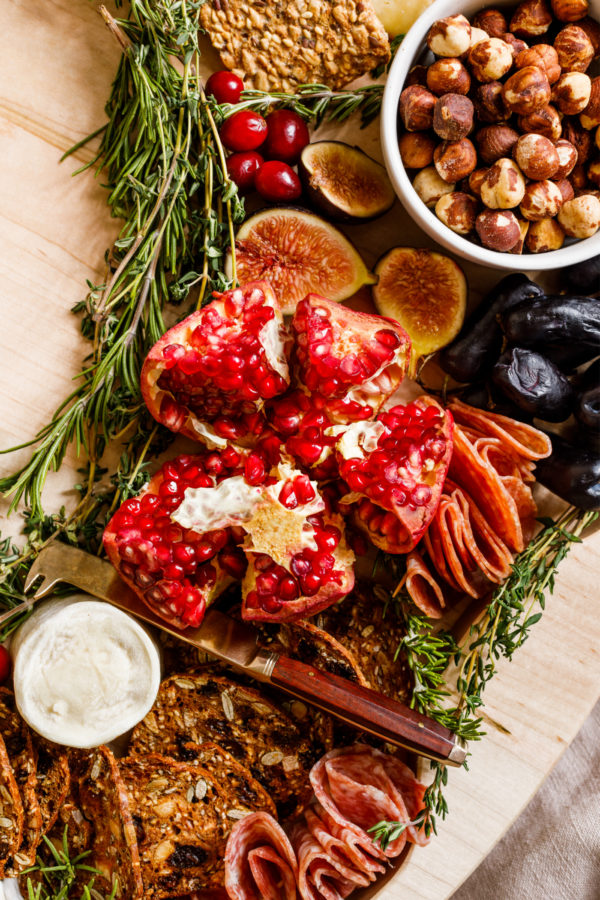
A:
1,2,599,897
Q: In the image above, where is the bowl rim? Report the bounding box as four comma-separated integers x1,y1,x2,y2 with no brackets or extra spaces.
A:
380,0,600,271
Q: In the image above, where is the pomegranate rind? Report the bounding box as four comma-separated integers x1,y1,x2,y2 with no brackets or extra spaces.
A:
299,141,396,222
225,208,376,315
337,396,454,554
373,248,467,358
140,281,289,449
291,294,411,423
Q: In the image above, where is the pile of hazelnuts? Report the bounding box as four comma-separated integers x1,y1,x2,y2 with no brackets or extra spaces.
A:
398,0,600,253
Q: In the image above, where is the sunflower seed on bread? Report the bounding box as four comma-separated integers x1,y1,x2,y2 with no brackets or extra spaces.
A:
200,0,390,92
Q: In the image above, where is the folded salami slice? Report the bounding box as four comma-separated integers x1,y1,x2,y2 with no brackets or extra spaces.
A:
309,746,427,860
448,400,552,461
224,811,298,900
449,426,525,552
303,806,377,888
472,437,538,544
400,551,446,618
291,818,357,900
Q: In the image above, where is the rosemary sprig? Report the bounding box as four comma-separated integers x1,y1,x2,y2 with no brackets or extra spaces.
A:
22,828,116,900
368,809,428,850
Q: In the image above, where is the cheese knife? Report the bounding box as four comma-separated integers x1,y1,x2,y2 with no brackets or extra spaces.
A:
23,542,467,766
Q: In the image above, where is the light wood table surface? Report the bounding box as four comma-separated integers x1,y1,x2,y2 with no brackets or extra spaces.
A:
1,2,599,897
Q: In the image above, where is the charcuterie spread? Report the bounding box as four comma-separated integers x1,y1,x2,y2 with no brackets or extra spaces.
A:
1,0,599,897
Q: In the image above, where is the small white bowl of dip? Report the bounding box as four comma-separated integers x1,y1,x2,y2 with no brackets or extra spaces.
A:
11,595,161,748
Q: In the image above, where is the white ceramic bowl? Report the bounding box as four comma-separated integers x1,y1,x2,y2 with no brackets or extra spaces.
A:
380,0,600,270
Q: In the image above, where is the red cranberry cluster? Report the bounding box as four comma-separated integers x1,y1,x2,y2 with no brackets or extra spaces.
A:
206,70,310,202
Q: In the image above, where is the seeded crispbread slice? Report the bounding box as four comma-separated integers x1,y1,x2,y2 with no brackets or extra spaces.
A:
129,672,314,819
0,688,42,875
77,746,144,899
316,583,413,706
32,737,70,837
0,732,23,875
179,741,277,819
119,754,234,898
200,0,390,92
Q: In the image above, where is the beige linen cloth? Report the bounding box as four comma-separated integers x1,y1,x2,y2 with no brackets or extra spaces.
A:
451,700,600,900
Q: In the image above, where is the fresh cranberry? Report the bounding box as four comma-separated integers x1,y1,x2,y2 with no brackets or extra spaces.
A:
263,110,310,164
205,70,244,105
0,646,10,684
220,111,268,152
255,161,302,202
226,151,264,193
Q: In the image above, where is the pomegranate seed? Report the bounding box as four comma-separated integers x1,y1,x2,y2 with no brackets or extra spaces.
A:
278,577,299,601
194,542,216,562
246,590,260,609
140,494,160,512
376,329,401,348
291,557,310,578
301,574,322,596
260,596,283,613
174,543,196,565
164,563,185,580
245,452,266,486
279,482,298,509
294,475,316,504
315,526,340,551
256,573,279,596
219,549,246,579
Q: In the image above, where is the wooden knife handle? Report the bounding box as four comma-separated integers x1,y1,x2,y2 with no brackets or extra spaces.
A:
270,655,467,766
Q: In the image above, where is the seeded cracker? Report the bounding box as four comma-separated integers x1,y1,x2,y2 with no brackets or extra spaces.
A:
0,688,42,875
0,733,23,875
317,583,413,705
32,737,70,837
200,0,390,92
129,672,314,818
77,746,144,899
119,754,233,898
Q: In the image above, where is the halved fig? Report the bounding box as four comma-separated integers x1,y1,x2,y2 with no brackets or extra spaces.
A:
334,396,454,554
226,208,375,315
291,294,411,423
373,248,467,359
140,281,289,448
299,141,396,222
104,448,356,628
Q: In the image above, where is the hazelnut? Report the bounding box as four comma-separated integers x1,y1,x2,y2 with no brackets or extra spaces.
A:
514,133,560,178
587,159,600,185
434,138,478,182
578,16,600,55
413,166,456,206
476,124,520,163
503,66,551,114
435,191,479,233
518,104,562,140
433,94,475,140
569,163,588,189
554,25,594,71
427,15,472,57
474,82,510,122
555,177,576,201
502,33,530,58
476,209,522,249
550,0,589,22
469,167,490,196
554,139,579,178
480,158,526,208
515,44,561,83
520,179,565,219
406,65,429,87
468,38,514,82
552,71,592,113
472,8,508,37
470,27,491,47
509,217,530,253
580,77,600,129
399,132,436,168
399,86,436,131
427,58,471,95
526,217,566,250
558,193,600,235
510,0,553,38
562,118,592,161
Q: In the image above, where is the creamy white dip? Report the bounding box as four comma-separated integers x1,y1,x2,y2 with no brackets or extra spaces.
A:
11,595,160,748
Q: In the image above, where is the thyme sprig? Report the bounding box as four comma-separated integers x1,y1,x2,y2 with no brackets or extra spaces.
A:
228,83,386,129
